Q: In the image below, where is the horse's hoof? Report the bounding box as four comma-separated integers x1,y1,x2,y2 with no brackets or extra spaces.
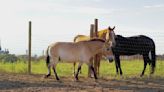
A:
75,79,80,82
94,76,98,80
56,80,62,83
76,78,79,81
44,74,51,78
44,75,47,78
56,77,60,81
140,74,143,77
75,77,79,81
44,75,49,78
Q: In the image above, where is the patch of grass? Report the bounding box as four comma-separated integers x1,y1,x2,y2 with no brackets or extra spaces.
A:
0,61,28,73
0,60,164,78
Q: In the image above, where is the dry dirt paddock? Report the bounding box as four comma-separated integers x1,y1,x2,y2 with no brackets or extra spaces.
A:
0,73,164,92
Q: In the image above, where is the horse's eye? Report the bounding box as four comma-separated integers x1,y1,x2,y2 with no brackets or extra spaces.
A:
107,48,110,51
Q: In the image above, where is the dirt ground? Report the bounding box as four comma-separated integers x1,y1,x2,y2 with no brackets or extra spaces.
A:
0,73,163,92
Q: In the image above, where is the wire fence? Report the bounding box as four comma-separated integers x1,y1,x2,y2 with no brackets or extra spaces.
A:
0,22,164,78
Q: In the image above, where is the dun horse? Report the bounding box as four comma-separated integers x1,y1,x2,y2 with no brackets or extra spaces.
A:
73,27,115,76
110,28,156,76
45,39,113,80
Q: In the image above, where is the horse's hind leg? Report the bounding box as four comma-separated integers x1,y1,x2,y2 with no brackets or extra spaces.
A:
52,64,59,80
45,54,51,78
150,50,156,75
45,64,51,78
75,62,83,80
140,55,148,77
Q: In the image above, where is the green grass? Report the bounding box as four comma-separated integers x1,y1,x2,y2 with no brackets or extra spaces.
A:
0,60,164,78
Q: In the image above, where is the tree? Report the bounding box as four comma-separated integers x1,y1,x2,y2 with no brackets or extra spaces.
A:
0,54,18,63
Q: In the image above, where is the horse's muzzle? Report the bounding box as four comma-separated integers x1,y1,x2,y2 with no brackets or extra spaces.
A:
108,58,113,63
106,56,114,63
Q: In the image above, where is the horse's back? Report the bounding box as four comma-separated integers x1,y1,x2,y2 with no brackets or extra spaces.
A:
50,42,80,53
130,35,155,47
74,35,90,42
116,35,154,46
49,42,91,62
113,35,155,55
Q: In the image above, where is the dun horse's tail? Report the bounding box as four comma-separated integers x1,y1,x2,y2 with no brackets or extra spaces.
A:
46,46,50,66
45,46,51,78
73,35,78,42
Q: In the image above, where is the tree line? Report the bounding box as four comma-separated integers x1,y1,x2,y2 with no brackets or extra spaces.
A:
0,54,163,63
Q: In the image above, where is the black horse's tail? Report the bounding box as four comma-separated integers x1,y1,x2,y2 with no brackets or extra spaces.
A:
151,47,156,74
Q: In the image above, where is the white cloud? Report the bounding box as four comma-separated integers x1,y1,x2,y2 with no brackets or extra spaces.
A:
144,4,164,9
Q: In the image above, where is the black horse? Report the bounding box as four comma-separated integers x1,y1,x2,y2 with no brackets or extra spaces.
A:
109,29,156,77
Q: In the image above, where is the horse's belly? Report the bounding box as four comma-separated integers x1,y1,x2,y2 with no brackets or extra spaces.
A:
58,51,79,62
56,45,90,63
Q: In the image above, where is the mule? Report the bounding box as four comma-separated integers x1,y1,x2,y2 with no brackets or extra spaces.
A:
45,39,113,80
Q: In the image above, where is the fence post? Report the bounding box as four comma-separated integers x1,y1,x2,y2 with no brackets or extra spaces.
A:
94,19,98,37
93,18,100,76
88,24,95,77
28,21,32,74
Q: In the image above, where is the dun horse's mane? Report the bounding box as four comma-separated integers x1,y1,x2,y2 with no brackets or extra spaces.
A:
89,38,105,42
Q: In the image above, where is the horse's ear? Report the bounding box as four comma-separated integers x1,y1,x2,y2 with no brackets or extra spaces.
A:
112,26,115,30
108,26,112,30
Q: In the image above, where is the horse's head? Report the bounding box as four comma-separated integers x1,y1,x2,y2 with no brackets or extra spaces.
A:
98,26,115,41
107,26,116,47
102,41,114,63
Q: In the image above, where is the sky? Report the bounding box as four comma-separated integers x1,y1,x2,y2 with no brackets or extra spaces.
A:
0,0,164,55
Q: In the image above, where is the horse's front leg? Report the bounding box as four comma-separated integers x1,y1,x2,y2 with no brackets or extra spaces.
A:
75,62,83,80
88,62,98,79
73,62,82,77
115,55,122,75
97,55,101,76
73,62,76,76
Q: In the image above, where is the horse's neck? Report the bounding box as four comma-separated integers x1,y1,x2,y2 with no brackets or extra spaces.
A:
93,47,103,56
98,29,107,37
88,42,104,55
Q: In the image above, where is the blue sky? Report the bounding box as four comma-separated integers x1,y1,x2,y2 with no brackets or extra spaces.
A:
0,0,164,55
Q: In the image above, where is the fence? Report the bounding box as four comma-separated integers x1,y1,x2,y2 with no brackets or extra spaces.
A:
0,19,164,78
